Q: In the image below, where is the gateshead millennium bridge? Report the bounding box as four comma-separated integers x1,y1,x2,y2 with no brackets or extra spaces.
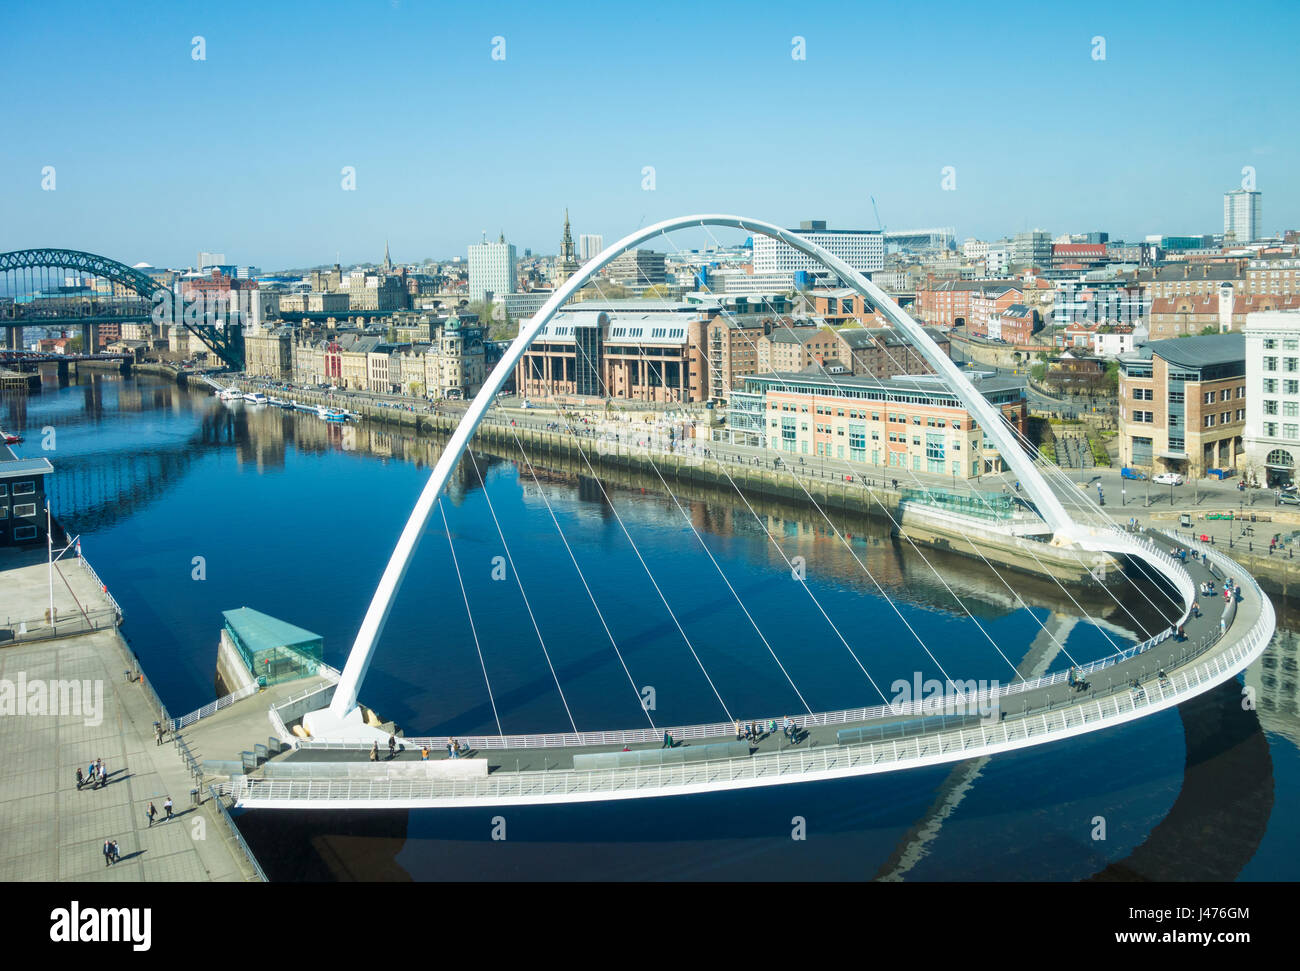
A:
105,214,1276,810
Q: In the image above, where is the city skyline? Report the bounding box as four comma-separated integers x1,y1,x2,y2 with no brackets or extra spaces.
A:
2,0,1297,269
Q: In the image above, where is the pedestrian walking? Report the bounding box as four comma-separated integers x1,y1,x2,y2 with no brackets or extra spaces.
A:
369,742,378,762
387,734,396,760
110,840,121,864
147,802,157,827
420,746,429,761
76,767,84,790
103,840,112,867
163,796,173,820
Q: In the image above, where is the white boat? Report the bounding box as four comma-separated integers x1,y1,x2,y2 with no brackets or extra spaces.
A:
244,392,268,405
217,387,243,401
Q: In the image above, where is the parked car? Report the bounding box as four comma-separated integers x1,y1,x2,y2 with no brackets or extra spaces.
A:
1153,472,1185,486
1120,467,1147,481
1277,492,1300,506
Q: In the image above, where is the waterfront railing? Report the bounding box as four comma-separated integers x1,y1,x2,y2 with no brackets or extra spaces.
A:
77,551,123,621
206,784,268,882
169,681,262,733
1,606,121,645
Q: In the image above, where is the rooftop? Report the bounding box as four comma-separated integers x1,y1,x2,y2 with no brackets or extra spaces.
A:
222,606,322,653
0,451,53,477
1144,333,1246,368
751,368,1025,398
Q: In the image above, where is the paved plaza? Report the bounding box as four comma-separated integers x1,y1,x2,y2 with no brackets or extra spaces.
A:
0,552,259,882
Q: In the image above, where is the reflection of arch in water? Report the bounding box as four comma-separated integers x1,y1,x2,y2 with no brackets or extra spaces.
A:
1086,677,1274,881
506,451,1161,635
45,405,241,533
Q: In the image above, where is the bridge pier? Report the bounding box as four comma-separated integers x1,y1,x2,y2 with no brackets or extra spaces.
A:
4,325,18,350
80,322,100,354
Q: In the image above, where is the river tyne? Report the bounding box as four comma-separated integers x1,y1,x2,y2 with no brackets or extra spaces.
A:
9,371,1299,881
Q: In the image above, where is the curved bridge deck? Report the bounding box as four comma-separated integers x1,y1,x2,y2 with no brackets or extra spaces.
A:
228,531,1271,808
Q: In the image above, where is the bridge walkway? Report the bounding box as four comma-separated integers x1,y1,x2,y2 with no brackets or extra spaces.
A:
275,532,1241,778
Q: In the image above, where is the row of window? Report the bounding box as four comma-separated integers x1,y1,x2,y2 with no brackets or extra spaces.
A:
1261,357,1300,372
1204,411,1245,427
1,526,37,541
1200,388,1245,403
0,504,36,519
0,481,35,497
1261,379,1300,394
1263,423,1300,439
1261,339,1300,351
785,405,967,430
1262,400,1300,416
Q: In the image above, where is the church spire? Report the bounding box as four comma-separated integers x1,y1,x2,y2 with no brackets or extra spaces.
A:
560,209,575,263
557,208,579,284
382,239,392,272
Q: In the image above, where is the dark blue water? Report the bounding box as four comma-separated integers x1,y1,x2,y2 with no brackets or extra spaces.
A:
9,371,1299,880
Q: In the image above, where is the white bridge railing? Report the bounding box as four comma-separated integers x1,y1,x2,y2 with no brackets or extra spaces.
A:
233,560,1272,807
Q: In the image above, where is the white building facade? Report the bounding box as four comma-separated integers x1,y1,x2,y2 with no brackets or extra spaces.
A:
985,243,1012,277
751,221,884,276
468,239,517,302
578,234,604,261
1244,309,1300,487
1224,189,1262,244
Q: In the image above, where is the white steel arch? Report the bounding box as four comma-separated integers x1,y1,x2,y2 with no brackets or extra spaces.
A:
311,215,1077,729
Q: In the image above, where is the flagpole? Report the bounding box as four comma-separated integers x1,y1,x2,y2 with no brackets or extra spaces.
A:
46,502,55,629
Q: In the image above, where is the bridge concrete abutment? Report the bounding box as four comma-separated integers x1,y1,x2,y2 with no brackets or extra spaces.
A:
4,325,18,350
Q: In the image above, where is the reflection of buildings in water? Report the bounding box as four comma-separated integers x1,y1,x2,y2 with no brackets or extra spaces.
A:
115,385,146,413
1245,628,1300,747
212,387,1159,640
232,403,287,473
505,460,1134,632
80,378,105,419
3,390,28,430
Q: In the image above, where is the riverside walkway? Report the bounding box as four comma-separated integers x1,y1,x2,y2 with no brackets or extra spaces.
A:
0,549,263,881
229,529,1272,809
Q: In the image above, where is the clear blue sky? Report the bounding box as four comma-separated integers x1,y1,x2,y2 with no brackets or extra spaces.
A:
2,0,1296,269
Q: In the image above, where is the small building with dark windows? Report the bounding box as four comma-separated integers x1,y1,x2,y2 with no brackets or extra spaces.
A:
0,448,53,547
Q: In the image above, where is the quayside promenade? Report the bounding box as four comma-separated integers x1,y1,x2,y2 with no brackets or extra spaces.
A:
0,549,262,881
227,529,1272,809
